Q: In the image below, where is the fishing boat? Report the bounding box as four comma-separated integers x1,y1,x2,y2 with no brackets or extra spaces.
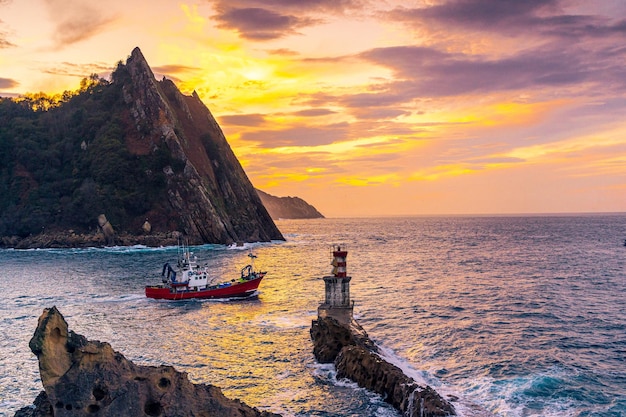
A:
145,243,266,300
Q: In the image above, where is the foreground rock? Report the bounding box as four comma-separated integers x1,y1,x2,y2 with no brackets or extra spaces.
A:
15,307,281,417
311,316,456,417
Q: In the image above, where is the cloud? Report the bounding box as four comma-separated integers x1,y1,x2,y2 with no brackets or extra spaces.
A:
266,48,300,56
387,0,626,40
240,123,349,147
208,0,360,40
0,18,15,48
42,61,113,78
348,107,410,120
0,77,18,89
292,108,336,117
0,34,14,49
347,42,626,103
213,7,318,40
219,113,267,126
152,65,201,74
43,0,118,48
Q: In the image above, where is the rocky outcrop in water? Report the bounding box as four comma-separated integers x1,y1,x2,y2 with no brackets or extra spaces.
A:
256,189,324,220
310,316,456,417
14,307,281,417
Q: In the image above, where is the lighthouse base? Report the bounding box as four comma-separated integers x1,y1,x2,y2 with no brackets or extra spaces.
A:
318,303,353,325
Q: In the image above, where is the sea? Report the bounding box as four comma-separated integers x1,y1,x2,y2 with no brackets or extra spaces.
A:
0,215,624,417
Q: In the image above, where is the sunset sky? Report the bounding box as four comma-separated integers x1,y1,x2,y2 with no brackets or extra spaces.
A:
1,0,626,217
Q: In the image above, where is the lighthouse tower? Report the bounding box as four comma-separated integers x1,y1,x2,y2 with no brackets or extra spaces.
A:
318,245,354,324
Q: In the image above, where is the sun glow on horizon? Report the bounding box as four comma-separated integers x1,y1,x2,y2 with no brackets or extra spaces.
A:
1,0,625,216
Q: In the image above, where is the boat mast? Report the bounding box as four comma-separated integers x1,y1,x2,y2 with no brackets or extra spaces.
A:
248,252,257,271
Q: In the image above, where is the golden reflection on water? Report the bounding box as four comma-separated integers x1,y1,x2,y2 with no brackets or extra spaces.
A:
139,241,333,411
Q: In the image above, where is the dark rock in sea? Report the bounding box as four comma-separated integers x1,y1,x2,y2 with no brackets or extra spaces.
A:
311,316,456,417
0,47,284,248
14,307,281,417
310,316,377,363
256,189,324,220
1,231,182,249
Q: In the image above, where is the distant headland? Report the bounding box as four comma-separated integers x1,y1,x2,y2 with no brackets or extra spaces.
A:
256,189,324,220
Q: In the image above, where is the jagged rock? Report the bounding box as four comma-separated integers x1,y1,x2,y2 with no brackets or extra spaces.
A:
16,307,281,417
256,189,324,220
310,316,377,363
97,214,115,245
120,47,283,245
310,316,455,417
13,391,52,417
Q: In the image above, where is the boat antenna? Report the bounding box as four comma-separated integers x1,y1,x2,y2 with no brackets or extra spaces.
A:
248,252,257,269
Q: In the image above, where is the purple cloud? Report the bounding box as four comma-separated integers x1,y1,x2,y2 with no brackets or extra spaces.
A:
240,123,349,147
42,61,113,78
219,113,266,126
0,18,15,49
0,36,14,48
345,41,626,103
292,108,336,117
43,0,118,49
266,48,300,56
387,0,626,40
213,7,318,40
0,77,18,89
208,0,360,41
152,65,201,74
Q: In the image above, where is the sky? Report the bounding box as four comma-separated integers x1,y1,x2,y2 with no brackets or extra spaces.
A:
1,0,626,217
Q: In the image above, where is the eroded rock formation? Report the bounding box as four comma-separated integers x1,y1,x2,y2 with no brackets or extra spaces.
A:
15,307,281,417
310,316,456,417
111,47,284,245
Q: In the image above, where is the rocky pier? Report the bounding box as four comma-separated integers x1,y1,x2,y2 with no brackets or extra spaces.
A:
310,246,456,417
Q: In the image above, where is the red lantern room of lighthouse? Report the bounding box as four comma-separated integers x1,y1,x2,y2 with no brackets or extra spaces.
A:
318,245,354,323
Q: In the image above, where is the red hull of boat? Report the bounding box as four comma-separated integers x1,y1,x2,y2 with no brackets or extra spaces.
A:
145,276,264,300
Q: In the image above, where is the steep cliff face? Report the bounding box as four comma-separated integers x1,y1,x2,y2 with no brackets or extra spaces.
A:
0,47,283,246
256,189,324,220
116,47,283,244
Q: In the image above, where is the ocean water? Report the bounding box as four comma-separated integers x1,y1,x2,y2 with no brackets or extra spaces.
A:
0,215,624,417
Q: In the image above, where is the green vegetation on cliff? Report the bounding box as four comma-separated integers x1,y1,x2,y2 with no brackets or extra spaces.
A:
0,48,283,246
0,71,178,237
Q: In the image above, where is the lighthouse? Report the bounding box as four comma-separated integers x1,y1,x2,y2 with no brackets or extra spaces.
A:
318,245,354,324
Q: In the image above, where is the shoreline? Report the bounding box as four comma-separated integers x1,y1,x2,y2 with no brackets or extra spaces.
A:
0,231,182,249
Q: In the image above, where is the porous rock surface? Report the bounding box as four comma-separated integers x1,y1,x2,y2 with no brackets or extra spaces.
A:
15,307,281,417
310,316,456,417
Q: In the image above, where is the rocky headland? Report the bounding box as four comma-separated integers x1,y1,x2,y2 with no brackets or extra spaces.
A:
256,189,324,220
0,47,283,248
310,316,456,417
14,307,281,417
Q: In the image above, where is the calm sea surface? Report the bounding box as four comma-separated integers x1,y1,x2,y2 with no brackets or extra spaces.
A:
1,215,625,417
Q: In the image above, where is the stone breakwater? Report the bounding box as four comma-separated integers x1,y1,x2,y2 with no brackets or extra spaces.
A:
14,307,281,417
310,316,456,417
